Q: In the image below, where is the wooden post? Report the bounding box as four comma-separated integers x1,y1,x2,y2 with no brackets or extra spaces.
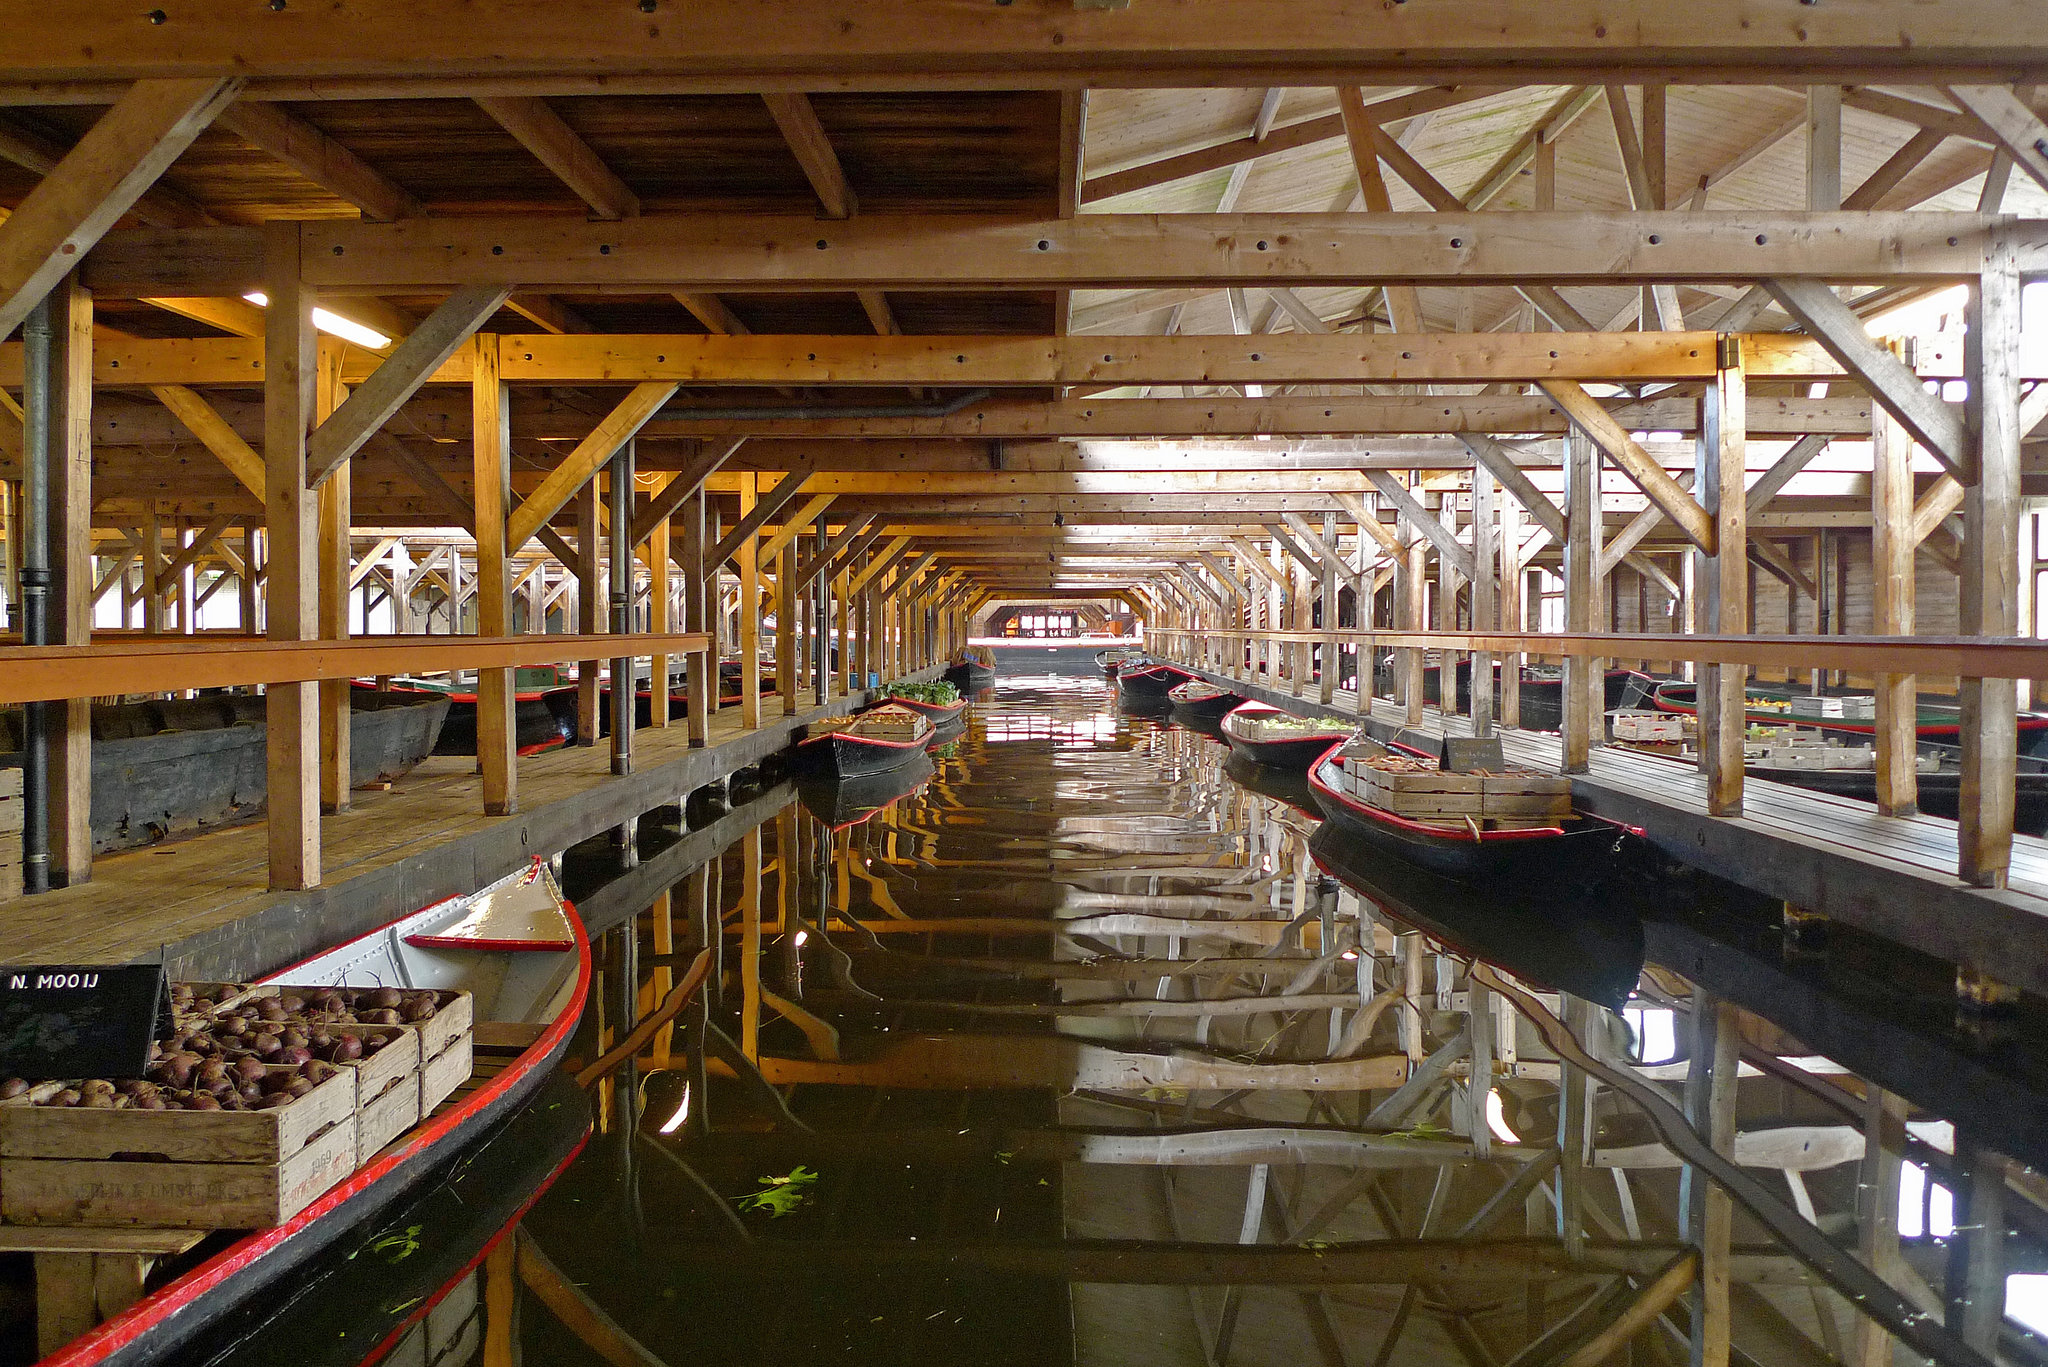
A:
1960,237,2022,887
1318,511,1338,705
43,273,93,886
316,345,350,814
1470,468,1497,737
1699,341,1749,817
836,564,853,696
777,538,798,715
739,473,762,729
575,479,601,746
1435,490,1462,716
647,473,671,729
262,222,320,890
1871,411,1919,815
238,522,259,634
1562,428,1597,772
681,486,710,746
1499,486,1522,730
607,442,634,776
1682,994,1737,1367
472,336,516,814
1401,537,1426,724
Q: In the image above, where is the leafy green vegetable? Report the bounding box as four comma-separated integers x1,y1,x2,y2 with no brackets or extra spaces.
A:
882,680,961,705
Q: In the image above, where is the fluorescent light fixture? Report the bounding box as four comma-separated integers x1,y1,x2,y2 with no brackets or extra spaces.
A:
1485,1089,1519,1144
242,292,392,349
792,929,809,948
658,1082,691,1134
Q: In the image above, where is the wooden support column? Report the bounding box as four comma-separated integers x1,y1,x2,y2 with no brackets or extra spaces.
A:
1562,429,1598,772
680,486,710,746
262,222,320,890
1960,237,2022,887
1871,411,1919,815
473,337,516,814
836,563,853,697
575,480,601,746
1682,993,1738,1367
32,274,94,886
238,522,259,634
739,474,762,729
777,537,798,716
647,475,672,728
1499,485,1522,730
1318,511,1338,705
1699,342,1749,817
1470,468,1497,737
1401,536,1426,723
315,347,350,814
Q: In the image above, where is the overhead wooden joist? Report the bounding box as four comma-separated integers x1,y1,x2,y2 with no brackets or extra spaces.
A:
78,212,2025,297
6,0,2047,92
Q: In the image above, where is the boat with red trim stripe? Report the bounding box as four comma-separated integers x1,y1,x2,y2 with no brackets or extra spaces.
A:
37,861,591,1367
1308,737,1621,880
1220,701,1353,771
1115,661,1197,703
793,703,936,779
1167,679,1246,726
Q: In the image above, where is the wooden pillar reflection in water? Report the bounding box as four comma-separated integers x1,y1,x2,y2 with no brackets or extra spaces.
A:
1682,993,1738,1367
741,823,763,1063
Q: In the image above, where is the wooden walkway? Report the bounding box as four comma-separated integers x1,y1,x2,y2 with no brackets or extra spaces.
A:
0,687,887,979
1188,665,2048,996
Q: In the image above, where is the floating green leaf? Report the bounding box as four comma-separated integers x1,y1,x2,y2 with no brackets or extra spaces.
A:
736,1165,820,1218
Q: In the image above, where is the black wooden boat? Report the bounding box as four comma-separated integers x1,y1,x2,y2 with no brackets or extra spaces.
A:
1308,739,1621,881
1218,700,1352,770
1115,661,1197,702
1168,679,1246,725
392,681,574,757
1096,647,1145,677
1223,750,1319,816
943,647,997,694
868,692,968,726
42,862,591,1367
1375,658,1657,731
792,703,935,779
0,689,448,856
1650,678,2048,757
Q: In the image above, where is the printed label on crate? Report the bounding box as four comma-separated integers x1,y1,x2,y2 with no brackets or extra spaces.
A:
0,964,169,1081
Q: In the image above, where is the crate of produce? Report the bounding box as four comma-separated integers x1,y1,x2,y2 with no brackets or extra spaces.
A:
420,1032,474,1116
1609,710,1685,743
1344,755,1485,819
1478,769,1574,821
0,1062,357,1229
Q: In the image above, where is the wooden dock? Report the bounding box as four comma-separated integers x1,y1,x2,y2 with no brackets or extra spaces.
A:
0,688,895,980
1188,666,2048,997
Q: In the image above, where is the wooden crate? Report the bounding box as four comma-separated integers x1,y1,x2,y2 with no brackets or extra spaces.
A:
0,1066,358,1229
408,992,473,1063
420,1033,472,1116
356,1072,421,1164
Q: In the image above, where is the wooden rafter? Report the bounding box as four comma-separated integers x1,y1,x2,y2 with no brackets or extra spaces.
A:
1539,380,1715,551
504,381,679,552
214,101,420,222
476,96,639,220
0,77,242,340
148,383,265,497
627,437,747,547
1364,472,1476,581
706,458,823,570
761,92,855,219
0,111,217,229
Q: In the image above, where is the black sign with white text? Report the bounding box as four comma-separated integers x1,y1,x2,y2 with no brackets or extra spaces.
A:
0,964,168,1081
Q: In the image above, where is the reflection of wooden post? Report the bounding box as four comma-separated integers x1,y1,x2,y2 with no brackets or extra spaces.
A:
262,223,320,891
316,346,351,813
472,339,516,815
1699,343,1749,816
1960,239,2021,887
1853,1088,1907,1367
1562,430,1597,772
1683,994,1737,1367
739,474,761,729
1871,412,1918,815
740,824,762,1062
483,1231,517,1367
575,480,601,747
46,274,94,886
648,890,674,1068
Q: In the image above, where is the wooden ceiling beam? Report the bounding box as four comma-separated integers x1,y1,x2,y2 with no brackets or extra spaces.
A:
213,100,421,222
475,95,640,220
761,92,856,219
675,292,750,336
504,294,595,335
8,3,2048,88
0,110,219,229
505,380,678,552
81,212,2018,296
0,77,241,341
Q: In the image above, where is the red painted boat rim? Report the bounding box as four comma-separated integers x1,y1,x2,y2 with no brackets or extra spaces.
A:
1307,741,1566,844
40,875,595,1367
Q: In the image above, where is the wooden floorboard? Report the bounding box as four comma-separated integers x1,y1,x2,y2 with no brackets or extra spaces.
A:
0,684,905,976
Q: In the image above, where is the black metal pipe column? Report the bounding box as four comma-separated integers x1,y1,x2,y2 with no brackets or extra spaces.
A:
18,300,51,895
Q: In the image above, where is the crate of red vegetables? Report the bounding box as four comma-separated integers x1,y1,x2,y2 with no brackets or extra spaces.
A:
254,983,474,1126
0,1056,357,1228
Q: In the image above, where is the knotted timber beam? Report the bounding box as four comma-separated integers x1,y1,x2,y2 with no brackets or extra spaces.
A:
504,380,677,553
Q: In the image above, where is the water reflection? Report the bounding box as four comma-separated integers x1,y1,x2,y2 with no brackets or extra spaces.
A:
314,676,2048,1367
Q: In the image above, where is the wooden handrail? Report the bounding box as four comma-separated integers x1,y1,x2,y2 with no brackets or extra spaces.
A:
1148,627,2048,681
0,631,714,704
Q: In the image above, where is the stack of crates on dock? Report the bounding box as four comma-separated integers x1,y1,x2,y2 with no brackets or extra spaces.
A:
0,981,473,1229
1788,694,1877,722
1335,751,1573,829
1608,710,1686,743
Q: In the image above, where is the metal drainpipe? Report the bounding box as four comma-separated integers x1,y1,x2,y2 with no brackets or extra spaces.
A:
18,300,51,895
609,440,634,780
